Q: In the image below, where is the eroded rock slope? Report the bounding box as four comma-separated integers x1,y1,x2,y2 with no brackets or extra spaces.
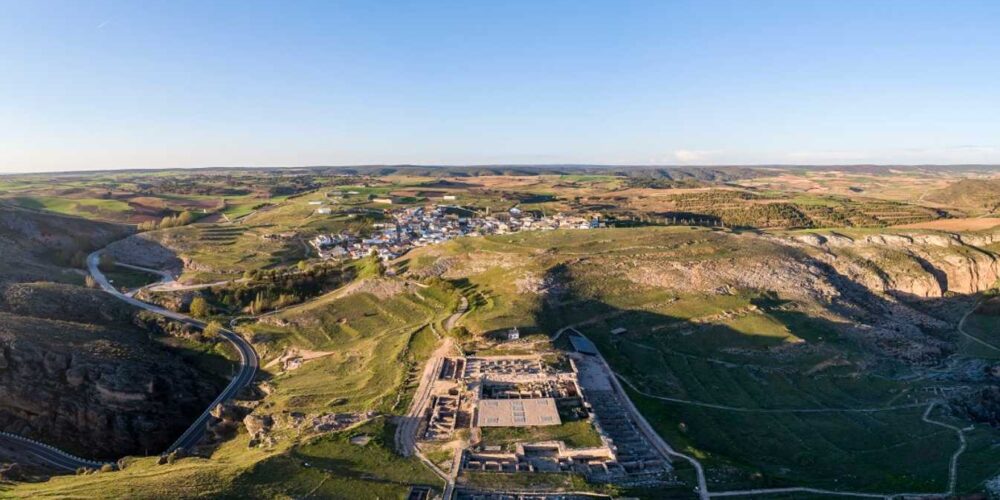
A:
0,284,221,460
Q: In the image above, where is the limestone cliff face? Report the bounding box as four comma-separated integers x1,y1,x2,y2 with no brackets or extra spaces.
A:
794,231,1000,298
0,285,222,460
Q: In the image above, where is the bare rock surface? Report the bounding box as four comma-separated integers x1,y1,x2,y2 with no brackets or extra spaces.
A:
0,284,224,460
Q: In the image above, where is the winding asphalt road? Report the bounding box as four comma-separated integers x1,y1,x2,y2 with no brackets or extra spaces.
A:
0,249,259,471
0,432,106,471
87,251,259,453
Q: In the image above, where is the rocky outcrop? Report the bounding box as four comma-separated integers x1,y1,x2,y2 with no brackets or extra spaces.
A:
0,286,224,460
960,232,1000,247
953,386,1000,427
623,240,840,303
794,230,1000,298
243,414,272,437
598,229,978,365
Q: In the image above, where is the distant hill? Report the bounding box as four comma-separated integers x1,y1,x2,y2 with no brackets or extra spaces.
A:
297,164,771,181
7,163,1000,179
924,178,1000,214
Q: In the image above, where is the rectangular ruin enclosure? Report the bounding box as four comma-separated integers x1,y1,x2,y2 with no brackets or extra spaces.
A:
477,398,561,427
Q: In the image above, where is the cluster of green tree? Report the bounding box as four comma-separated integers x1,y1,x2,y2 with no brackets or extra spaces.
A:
200,262,352,314
355,253,386,280
665,190,764,207
137,211,197,231
926,179,1000,213
268,185,307,197
622,167,765,182
515,193,557,203
130,173,326,199
647,190,940,229
133,309,224,343
263,175,323,197
798,201,941,228
650,203,811,229
96,252,116,272
712,203,812,228
134,310,200,337
188,296,211,317
44,248,91,269
136,177,253,196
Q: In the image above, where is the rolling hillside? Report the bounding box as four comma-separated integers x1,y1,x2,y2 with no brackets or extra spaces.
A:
925,178,1000,215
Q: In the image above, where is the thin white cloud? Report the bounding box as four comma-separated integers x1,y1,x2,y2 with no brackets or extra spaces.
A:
672,149,717,164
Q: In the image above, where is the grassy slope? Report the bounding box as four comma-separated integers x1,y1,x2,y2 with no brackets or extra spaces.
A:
925,178,1000,215
405,227,1000,493
255,288,450,415
1,188,454,496
138,223,296,283
4,420,437,500
9,195,132,220
5,282,451,498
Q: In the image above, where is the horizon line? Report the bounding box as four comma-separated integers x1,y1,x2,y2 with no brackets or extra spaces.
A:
5,162,1000,177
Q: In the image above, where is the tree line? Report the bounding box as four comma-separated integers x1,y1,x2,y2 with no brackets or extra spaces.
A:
192,262,354,315
137,211,197,232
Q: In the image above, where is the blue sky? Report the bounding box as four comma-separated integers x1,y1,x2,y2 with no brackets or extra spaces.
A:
2,0,999,172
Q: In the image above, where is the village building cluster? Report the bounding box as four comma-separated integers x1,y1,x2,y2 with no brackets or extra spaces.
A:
311,205,604,261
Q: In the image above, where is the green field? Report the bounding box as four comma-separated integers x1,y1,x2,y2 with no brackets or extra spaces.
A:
228,418,440,499
246,282,455,415
10,195,132,219
480,420,604,450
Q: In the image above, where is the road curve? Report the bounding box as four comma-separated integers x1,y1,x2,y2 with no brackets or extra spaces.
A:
0,250,259,472
0,431,106,471
86,250,259,453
